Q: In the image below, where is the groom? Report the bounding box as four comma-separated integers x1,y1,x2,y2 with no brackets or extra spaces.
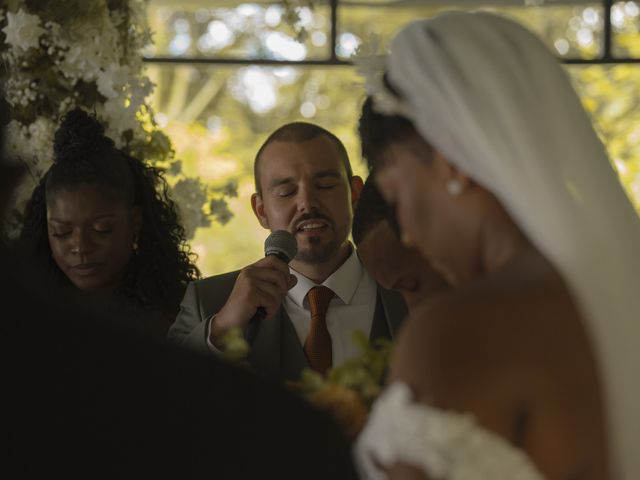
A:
168,122,407,382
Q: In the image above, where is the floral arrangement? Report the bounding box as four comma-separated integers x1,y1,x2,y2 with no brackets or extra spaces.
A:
223,328,392,441
290,331,392,440
0,0,234,239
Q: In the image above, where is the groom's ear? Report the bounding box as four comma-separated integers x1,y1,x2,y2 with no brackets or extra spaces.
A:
251,192,270,230
349,175,364,207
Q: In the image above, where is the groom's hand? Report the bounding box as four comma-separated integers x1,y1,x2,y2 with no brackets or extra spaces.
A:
209,256,297,348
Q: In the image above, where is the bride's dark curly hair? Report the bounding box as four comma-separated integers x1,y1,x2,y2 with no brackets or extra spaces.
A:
19,108,199,318
358,77,433,172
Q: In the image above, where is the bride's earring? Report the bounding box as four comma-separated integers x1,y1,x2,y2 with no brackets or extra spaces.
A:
447,179,463,196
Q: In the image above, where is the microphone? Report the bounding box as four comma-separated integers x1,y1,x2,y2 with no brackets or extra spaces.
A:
245,230,298,342
264,229,298,264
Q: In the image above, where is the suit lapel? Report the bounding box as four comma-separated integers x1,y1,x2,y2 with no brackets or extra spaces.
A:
369,293,391,342
247,308,281,382
248,307,308,383
279,309,309,383
371,286,408,341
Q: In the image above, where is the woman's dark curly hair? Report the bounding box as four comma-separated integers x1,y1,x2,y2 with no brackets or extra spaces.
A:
19,108,200,318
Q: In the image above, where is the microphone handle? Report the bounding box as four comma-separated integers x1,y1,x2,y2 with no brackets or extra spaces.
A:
244,251,290,343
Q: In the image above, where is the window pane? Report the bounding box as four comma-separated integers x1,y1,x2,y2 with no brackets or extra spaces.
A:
337,1,604,60
146,64,364,276
611,1,640,58
146,0,331,60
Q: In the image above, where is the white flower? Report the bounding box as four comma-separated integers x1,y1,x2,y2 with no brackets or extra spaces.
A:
2,8,46,52
1,0,212,237
27,116,56,168
61,43,103,84
96,64,131,99
352,35,413,118
7,117,56,170
129,77,153,110
101,98,140,147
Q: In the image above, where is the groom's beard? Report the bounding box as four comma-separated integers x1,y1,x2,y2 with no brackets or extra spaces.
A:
295,236,342,265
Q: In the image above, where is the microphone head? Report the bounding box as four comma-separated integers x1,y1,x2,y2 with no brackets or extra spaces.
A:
264,230,298,263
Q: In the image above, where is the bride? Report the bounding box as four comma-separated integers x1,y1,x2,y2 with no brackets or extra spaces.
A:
355,12,640,480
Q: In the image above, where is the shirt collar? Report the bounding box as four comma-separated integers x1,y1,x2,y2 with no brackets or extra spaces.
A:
288,246,363,307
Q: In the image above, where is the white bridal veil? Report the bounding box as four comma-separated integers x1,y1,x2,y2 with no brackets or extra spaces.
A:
373,12,640,479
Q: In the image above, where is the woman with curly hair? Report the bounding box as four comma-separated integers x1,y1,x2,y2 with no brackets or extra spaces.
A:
19,107,199,334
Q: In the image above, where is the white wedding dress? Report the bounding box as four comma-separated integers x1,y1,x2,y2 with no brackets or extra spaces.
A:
354,11,640,480
355,383,545,480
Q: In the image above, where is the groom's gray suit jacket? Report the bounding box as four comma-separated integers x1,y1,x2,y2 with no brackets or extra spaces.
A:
168,270,407,383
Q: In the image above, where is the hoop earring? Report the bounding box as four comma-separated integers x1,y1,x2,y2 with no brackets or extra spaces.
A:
447,179,463,196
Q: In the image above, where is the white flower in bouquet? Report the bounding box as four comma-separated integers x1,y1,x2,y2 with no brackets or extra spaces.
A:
2,8,45,52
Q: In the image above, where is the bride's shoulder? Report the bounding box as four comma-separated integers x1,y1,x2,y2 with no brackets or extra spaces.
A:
389,260,592,400
412,251,583,341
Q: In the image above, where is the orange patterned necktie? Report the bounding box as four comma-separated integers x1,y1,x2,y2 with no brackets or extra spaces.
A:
304,286,334,375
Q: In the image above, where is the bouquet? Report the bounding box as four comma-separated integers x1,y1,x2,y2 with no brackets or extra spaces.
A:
222,328,392,441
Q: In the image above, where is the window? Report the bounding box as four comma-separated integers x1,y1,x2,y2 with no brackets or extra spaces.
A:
145,0,640,276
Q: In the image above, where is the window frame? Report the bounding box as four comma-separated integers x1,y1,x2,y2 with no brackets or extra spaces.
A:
143,0,640,67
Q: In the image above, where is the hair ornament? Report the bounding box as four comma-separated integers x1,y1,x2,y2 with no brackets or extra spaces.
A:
351,35,413,119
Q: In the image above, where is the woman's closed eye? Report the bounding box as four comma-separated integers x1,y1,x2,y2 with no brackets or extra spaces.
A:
93,224,114,234
51,231,71,238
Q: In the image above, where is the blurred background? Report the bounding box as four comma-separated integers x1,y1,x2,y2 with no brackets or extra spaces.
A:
142,0,640,276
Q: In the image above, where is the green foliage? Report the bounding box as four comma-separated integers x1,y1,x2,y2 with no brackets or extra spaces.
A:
221,326,251,366
571,65,640,211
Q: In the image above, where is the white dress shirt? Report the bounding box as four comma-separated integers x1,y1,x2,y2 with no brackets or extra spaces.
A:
285,248,377,368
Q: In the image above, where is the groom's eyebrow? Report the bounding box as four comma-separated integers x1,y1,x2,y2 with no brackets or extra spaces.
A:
314,170,341,180
269,177,294,190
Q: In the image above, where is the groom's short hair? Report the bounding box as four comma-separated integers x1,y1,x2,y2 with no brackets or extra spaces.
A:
253,122,353,195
